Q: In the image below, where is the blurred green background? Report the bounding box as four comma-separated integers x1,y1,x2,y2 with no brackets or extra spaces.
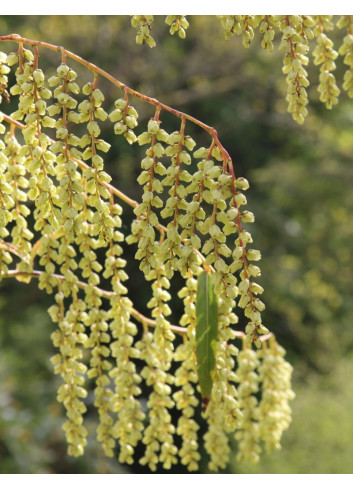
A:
0,15,353,474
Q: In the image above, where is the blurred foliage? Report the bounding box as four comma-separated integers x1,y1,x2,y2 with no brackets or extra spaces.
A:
0,14,352,473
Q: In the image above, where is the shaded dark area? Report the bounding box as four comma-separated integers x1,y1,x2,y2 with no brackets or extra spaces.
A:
0,15,353,473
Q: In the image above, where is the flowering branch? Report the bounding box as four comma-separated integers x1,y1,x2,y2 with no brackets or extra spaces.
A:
0,34,231,164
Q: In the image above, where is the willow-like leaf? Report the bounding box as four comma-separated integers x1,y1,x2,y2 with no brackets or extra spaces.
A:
196,270,218,405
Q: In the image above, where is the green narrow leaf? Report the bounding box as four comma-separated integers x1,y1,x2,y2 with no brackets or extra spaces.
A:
196,270,218,406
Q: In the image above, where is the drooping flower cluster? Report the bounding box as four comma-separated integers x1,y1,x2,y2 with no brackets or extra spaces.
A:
131,15,156,48
219,15,263,47
337,16,353,98
234,338,295,463
165,16,189,39
257,339,295,453
234,345,261,463
277,15,311,124
0,37,295,473
127,15,353,124
313,15,340,109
